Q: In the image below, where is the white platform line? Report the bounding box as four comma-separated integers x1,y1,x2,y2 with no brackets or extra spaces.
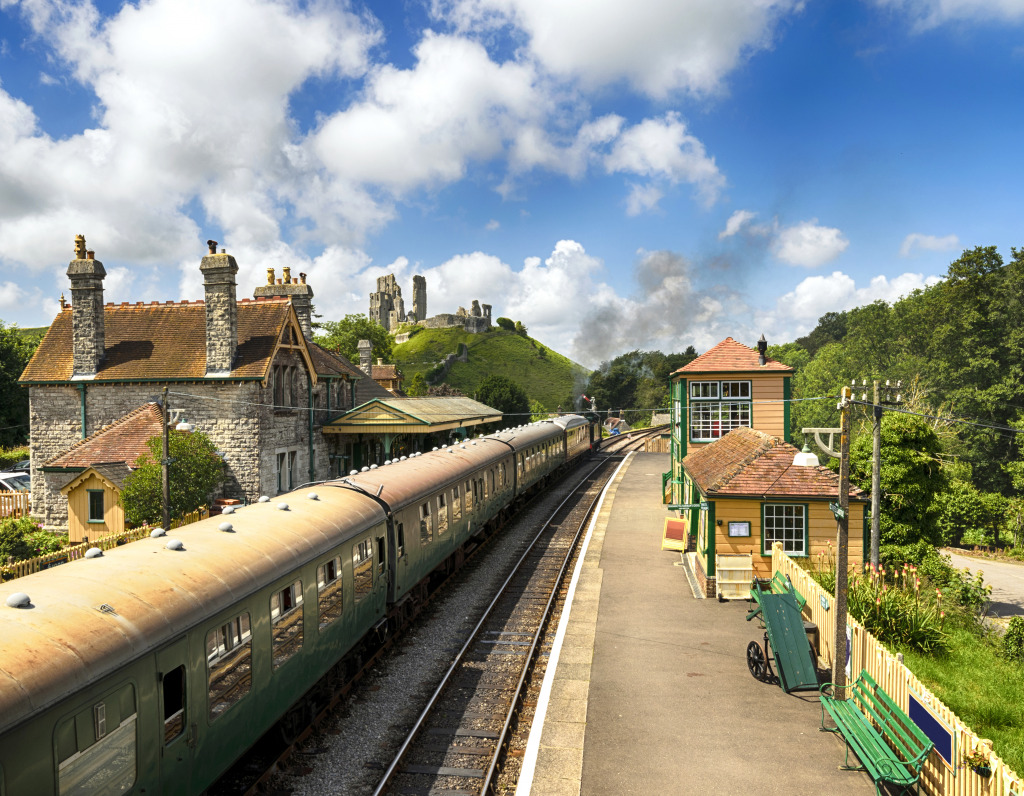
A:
514,453,633,796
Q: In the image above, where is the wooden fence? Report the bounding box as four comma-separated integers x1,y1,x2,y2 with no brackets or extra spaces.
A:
0,492,30,518
772,543,1024,796
1,507,209,582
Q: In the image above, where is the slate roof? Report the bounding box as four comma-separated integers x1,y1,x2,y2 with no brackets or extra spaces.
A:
307,341,365,380
372,363,400,380
354,371,394,403
682,427,867,501
672,337,792,375
46,403,164,468
21,298,294,383
59,462,133,492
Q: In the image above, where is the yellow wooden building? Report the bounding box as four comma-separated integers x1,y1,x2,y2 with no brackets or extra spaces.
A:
59,463,131,543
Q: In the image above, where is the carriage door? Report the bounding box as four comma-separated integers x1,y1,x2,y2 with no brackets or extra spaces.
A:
156,637,193,794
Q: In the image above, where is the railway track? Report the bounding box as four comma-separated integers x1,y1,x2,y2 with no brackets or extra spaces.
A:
370,456,622,796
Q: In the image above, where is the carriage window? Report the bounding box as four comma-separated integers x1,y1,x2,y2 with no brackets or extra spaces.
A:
465,480,474,513
271,580,303,669
353,539,373,600
207,612,252,719
452,485,462,520
56,684,137,796
437,493,449,535
420,502,433,544
487,470,494,496
396,522,406,558
317,557,344,630
162,665,185,744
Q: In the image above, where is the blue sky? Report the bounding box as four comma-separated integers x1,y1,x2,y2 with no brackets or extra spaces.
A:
1,0,1023,368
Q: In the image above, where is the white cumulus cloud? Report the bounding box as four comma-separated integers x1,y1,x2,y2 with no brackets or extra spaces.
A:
719,209,758,239
433,0,805,98
899,233,959,257
771,219,849,267
872,0,1024,30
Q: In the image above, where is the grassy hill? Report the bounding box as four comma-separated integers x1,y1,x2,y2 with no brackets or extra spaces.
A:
393,327,589,410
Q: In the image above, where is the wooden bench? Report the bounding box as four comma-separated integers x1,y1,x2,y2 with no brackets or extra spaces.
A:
820,669,933,795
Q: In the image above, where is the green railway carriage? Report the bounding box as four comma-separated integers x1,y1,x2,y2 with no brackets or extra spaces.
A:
0,418,596,795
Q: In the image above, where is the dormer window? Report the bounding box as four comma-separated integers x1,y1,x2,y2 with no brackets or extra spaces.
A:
689,380,751,441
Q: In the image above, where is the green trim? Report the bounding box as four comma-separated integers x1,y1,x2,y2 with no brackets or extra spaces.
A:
760,502,810,557
87,488,104,522
783,377,792,442
40,466,85,474
679,382,687,459
307,372,315,484
78,383,87,439
706,499,716,576
21,376,263,386
688,478,700,537
863,503,870,565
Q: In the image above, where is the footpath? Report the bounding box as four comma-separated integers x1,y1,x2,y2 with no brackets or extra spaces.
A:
518,452,874,795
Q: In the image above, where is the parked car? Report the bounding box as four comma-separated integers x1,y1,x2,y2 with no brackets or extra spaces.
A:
0,472,30,492
10,460,29,473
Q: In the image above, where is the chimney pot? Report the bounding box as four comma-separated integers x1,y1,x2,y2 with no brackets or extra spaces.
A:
207,240,217,255
299,272,307,284
266,268,275,285
277,278,282,285
86,250,95,260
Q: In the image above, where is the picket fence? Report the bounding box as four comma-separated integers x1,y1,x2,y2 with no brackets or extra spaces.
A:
1,507,209,582
0,491,31,519
772,543,1023,796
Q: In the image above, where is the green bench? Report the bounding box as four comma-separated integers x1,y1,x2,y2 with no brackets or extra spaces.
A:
820,669,933,795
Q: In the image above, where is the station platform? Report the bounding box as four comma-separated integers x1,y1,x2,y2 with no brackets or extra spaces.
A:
517,452,874,795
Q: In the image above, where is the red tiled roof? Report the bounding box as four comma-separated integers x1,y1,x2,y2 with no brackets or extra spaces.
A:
672,337,792,375
21,298,293,383
683,427,867,501
47,403,164,468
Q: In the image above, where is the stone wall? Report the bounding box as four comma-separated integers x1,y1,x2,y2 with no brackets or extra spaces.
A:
30,350,345,531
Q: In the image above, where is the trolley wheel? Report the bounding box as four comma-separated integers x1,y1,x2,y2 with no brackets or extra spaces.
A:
746,640,768,681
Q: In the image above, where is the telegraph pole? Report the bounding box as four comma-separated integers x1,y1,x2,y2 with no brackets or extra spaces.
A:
871,380,881,566
832,384,852,691
162,386,171,531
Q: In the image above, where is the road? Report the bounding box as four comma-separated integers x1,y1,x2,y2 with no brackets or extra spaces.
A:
944,549,1024,618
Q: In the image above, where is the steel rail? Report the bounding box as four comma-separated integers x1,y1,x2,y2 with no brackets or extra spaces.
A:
371,457,617,796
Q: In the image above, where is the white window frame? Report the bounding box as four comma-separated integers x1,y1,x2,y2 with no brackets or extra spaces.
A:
762,503,808,557
688,380,752,442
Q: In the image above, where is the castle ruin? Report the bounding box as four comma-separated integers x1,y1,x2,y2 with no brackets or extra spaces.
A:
369,274,491,335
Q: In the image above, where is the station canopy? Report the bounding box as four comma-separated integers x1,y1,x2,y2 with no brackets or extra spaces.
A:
323,396,502,436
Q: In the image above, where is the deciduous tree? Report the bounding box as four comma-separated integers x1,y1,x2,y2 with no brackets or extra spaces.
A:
315,314,393,364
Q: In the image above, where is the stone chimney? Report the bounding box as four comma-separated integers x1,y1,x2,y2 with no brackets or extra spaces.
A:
254,266,314,339
67,235,106,379
357,339,373,376
201,240,239,377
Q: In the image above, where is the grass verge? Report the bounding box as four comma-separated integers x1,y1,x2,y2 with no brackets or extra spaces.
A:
901,626,1024,776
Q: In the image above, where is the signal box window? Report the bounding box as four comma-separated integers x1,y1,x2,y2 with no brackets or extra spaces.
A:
317,557,344,630
689,380,751,441
206,613,252,719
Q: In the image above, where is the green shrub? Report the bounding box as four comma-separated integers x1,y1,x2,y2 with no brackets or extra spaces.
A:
1003,617,1024,664
496,317,515,332
0,516,44,562
0,447,29,470
23,530,66,557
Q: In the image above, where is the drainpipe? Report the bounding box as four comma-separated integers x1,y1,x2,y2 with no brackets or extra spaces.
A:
78,383,87,439
307,372,315,484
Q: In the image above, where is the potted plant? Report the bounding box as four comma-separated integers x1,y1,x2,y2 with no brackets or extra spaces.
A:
963,748,992,777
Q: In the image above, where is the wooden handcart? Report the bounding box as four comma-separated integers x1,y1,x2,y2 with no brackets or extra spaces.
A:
745,576,819,693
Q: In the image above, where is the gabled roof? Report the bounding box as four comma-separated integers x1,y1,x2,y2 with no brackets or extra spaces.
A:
46,403,164,469
324,397,501,435
354,370,394,402
683,427,867,501
672,337,792,375
372,363,400,380
59,463,133,493
307,341,364,380
21,298,297,383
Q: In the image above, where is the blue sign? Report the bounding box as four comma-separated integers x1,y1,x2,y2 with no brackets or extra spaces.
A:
819,594,830,611
909,691,953,769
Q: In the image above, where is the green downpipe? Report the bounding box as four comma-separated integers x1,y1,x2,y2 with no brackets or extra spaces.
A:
78,383,87,439
783,376,792,442
307,373,314,484
706,500,716,577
